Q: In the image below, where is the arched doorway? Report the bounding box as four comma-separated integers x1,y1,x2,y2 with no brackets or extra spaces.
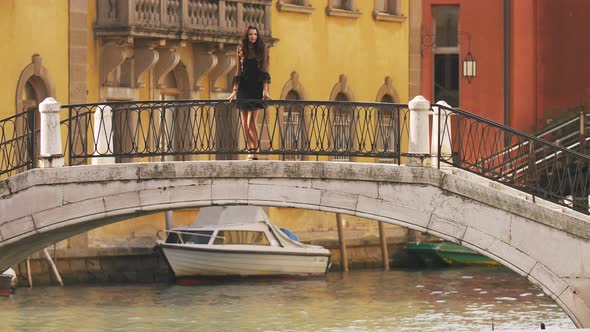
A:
15,55,56,170
283,89,304,160
158,62,192,161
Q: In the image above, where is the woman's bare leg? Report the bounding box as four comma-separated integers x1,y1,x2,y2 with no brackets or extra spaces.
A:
240,110,254,159
248,109,260,158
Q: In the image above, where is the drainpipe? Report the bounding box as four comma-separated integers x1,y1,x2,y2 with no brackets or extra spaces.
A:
503,0,511,134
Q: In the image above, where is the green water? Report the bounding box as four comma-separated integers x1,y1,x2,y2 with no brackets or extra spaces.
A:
0,267,574,331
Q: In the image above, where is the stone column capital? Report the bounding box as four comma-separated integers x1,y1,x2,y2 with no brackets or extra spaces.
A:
409,95,430,111
39,97,61,113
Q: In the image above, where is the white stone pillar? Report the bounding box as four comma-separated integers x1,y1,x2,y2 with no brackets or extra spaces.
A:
431,100,453,167
92,105,116,165
408,95,431,167
39,97,64,168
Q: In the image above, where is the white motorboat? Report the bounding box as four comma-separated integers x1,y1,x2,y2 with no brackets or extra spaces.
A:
156,206,331,282
0,268,16,296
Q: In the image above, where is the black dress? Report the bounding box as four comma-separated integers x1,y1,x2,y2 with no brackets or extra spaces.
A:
233,47,271,111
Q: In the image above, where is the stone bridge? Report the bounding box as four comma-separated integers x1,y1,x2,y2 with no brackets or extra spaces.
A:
0,161,589,326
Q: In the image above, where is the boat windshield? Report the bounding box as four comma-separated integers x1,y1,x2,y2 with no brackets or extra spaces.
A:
166,231,213,244
213,231,270,246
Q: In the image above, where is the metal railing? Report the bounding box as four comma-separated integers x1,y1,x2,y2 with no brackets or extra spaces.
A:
1,99,589,214
436,104,590,213
0,109,37,178
62,100,408,163
477,111,589,174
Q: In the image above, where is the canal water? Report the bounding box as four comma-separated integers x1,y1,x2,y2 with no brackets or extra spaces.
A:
0,266,575,331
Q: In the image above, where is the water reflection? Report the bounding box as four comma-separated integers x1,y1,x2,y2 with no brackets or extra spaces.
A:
0,267,574,331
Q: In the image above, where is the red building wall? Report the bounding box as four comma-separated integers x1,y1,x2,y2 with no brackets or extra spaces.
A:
536,0,590,126
510,0,537,132
423,0,590,134
421,0,504,124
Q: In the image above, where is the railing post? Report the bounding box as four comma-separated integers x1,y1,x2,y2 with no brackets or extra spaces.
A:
38,97,64,168
408,95,431,167
92,105,116,165
431,100,453,168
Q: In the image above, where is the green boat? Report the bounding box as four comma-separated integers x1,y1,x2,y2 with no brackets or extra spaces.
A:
404,241,498,266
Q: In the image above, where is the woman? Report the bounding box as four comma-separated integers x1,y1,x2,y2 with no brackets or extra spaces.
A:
227,26,271,160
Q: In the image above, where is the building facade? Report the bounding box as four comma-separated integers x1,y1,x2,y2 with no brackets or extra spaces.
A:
420,0,590,133
0,0,417,258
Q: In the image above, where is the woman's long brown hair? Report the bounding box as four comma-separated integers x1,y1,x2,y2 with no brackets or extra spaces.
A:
241,26,266,69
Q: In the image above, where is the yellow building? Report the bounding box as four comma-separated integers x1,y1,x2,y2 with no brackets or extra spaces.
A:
0,0,420,263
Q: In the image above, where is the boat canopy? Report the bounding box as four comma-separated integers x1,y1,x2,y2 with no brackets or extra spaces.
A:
168,206,329,252
190,206,271,228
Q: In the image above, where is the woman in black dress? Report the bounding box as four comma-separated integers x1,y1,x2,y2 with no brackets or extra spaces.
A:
227,26,271,160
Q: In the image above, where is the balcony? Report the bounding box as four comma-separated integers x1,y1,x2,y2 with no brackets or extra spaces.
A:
96,0,273,43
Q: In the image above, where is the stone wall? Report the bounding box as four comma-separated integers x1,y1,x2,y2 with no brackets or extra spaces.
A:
14,248,170,286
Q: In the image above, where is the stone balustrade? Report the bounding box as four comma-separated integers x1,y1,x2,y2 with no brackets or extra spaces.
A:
96,0,272,42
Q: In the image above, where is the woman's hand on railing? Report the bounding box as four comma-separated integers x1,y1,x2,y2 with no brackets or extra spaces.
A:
227,90,237,103
263,90,271,100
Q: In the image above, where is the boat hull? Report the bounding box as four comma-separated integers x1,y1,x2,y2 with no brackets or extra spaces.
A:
160,244,330,278
0,275,15,297
405,242,498,266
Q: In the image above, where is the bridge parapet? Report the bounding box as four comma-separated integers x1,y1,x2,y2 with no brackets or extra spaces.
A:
0,96,589,214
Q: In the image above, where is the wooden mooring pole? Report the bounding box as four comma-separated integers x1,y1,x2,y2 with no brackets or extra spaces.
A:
26,257,32,288
336,213,349,272
378,221,390,271
42,249,63,287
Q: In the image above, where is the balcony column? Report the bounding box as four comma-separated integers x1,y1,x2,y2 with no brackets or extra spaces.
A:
237,2,244,33
264,2,272,35
219,1,226,32
407,95,431,167
38,97,64,168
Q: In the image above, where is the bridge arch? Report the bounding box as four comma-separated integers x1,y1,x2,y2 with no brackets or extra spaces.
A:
1,161,589,327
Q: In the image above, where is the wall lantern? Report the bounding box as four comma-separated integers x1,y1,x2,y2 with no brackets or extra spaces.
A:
463,51,477,83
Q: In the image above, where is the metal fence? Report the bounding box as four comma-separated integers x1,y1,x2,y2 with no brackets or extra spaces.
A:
435,104,590,212
62,100,409,163
1,99,589,214
0,109,37,177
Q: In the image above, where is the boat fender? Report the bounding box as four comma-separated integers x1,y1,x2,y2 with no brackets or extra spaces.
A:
280,228,299,241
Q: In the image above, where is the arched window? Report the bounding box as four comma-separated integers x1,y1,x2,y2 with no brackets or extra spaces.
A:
376,94,398,164
335,92,348,101
283,89,304,161
15,55,55,115
375,77,400,164
158,62,193,161
381,94,394,103
329,75,355,162
159,70,181,161
286,90,301,100
326,0,361,17
280,72,307,161
15,55,56,169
